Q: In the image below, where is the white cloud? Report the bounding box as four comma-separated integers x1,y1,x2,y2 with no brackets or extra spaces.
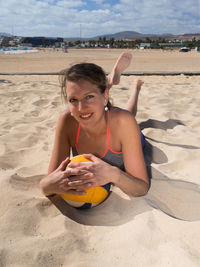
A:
113,0,200,34
56,0,86,8
0,0,199,37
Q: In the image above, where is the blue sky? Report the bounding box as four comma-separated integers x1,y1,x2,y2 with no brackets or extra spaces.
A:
0,0,200,37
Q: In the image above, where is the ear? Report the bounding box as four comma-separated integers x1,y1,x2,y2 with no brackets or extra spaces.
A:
104,88,109,105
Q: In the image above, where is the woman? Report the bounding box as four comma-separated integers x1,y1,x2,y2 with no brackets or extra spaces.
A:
40,52,149,199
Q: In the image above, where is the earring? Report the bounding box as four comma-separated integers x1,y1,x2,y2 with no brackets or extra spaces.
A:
104,106,108,111
70,112,73,116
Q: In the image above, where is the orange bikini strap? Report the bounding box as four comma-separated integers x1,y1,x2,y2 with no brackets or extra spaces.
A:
76,110,109,146
106,109,110,146
76,123,81,145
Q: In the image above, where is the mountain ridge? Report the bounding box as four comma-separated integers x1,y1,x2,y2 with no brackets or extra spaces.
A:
1,31,200,41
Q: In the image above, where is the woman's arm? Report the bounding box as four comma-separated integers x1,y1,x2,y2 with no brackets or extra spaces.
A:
40,110,71,195
110,165,149,197
113,111,149,196
47,110,71,174
40,110,92,196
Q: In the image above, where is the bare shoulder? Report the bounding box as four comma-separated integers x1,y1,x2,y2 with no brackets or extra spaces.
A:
59,109,73,124
58,109,77,129
56,109,78,142
48,109,77,173
109,107,137,128
109,107,140,143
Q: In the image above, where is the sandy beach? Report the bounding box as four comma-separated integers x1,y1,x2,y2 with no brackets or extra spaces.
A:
1,48,200,73
0,49,200,266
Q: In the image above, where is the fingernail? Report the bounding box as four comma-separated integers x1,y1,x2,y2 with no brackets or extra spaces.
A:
68,180,81,185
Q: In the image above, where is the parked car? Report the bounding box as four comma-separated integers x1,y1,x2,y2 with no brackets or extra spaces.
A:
179,47,190,52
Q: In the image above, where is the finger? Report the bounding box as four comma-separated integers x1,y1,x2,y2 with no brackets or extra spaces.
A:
66,181,93,190
68,172,94,183
73,167,90,174
83,154,102,165
83,172,94,178
62,169,73,177
60,181,85,192
74,183,93,191
60,178,70,185
64,168,89,177
57,157,70,171
67,177,94,187
67,176,92,185
67,162,93,170
60,168,78,180
68,180,82,186
66,190,86,195
62,177,86,188
82,153,97,162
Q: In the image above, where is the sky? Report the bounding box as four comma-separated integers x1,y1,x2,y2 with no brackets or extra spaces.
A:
0,0,200,38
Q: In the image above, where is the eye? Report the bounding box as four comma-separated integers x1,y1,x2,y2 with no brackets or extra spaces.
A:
85,95,94,100
69,98,77,103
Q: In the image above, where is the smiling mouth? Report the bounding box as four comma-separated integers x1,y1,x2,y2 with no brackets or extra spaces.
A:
79,113,93,120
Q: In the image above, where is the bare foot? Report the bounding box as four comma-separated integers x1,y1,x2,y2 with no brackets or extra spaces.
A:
107,52,132,88
133,79,144,92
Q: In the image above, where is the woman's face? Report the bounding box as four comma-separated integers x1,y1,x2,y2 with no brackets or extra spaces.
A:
66,79,108,126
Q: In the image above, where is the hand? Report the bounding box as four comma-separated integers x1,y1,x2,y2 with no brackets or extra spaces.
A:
67,154,116,187
40,157,93,196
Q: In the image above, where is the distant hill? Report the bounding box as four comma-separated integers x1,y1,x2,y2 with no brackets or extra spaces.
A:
65,31,147,41
174,33,200,41
93,31,142,40
92,31,200,41
0,32,12,37
1,30,200,42
64,31,200,42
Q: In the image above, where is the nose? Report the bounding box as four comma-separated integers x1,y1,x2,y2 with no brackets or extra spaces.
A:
78,99,87,111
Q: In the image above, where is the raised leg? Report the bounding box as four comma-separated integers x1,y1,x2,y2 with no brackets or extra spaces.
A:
107,52,132,89
126,79,144,117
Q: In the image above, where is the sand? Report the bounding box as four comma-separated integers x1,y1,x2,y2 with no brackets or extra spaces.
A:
1,48,200,73
0,49,200,267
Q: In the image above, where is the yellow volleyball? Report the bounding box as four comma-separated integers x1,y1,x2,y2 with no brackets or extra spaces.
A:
61,155,111,209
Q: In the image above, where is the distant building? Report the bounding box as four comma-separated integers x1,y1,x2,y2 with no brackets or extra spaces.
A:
139,43,158,49
159,43,184,49
20,43,33,48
